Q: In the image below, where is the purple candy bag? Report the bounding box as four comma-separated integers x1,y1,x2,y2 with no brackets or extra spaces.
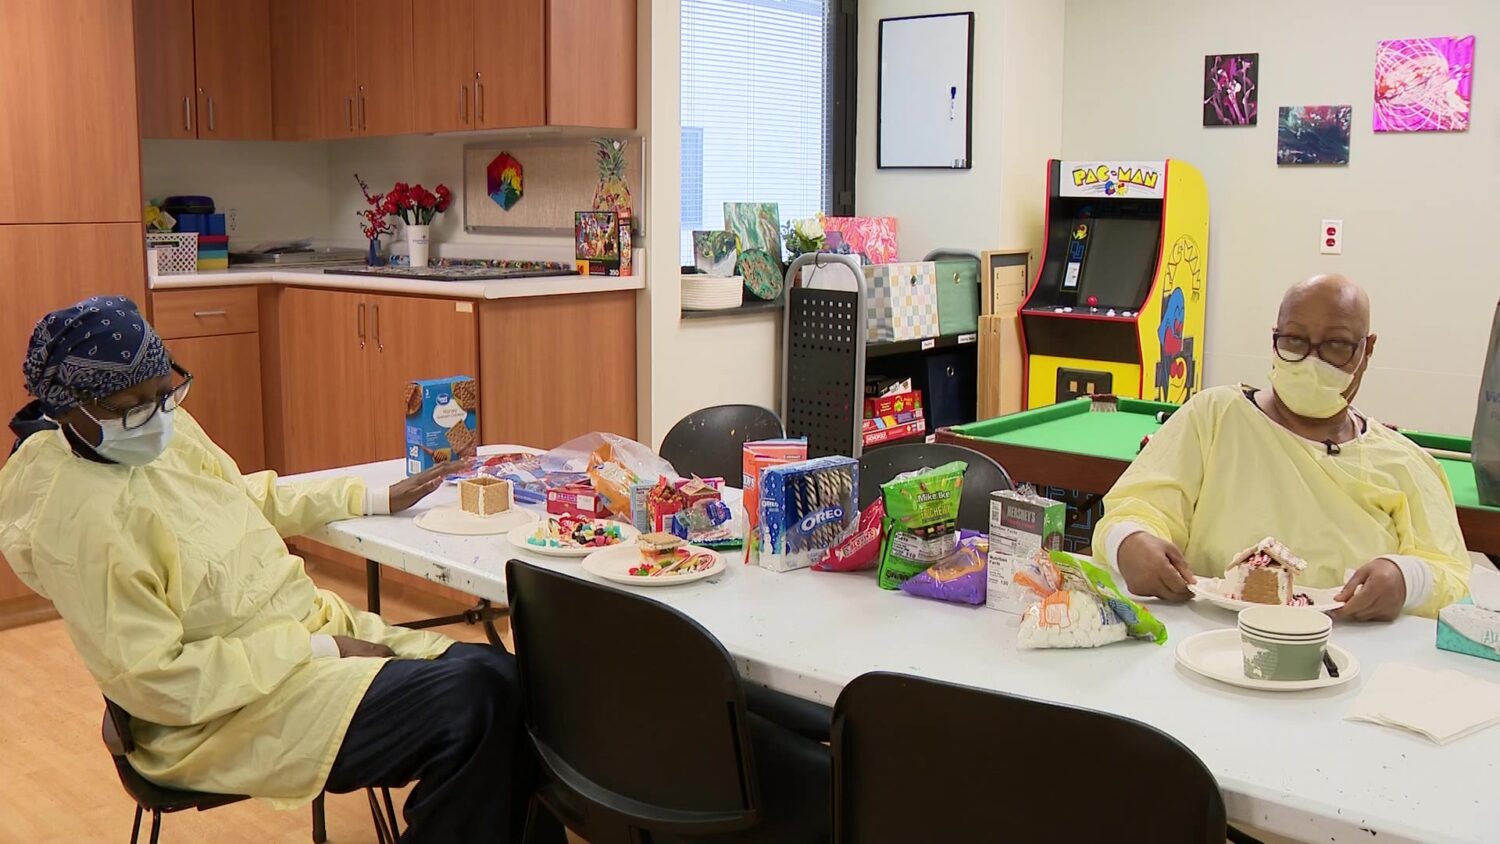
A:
900,531,989,605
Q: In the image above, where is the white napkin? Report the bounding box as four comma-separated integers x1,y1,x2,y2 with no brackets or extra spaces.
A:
1345,663,1500,744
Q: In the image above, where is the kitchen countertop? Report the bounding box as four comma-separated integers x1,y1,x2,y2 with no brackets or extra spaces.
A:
149,264,644,300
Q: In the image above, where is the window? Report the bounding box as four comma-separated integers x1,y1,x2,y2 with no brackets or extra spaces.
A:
680,0,855,265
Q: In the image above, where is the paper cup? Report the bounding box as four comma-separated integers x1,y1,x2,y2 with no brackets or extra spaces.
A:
1238,606,1331,681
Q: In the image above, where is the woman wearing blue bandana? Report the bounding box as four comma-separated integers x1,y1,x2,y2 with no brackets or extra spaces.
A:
0,297,545,842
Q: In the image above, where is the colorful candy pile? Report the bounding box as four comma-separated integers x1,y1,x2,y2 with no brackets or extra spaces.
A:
628,549,718,578
526,515,624,549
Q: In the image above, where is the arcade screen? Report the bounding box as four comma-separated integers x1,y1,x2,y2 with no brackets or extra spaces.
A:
1077,217,1159,307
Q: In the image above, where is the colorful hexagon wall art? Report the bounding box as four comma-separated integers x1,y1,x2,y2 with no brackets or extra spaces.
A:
486,152,523,211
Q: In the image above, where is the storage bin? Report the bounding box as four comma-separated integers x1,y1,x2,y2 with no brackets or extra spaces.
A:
934,257,980,336
864,262,939,342
145,232,199,275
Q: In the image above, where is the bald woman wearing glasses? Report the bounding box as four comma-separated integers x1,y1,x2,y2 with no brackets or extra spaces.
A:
1097,274,1470,622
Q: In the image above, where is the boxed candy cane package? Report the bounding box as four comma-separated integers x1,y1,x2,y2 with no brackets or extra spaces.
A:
755,456,859,573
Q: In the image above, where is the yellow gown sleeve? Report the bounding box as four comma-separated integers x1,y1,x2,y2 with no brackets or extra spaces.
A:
33,516,315,727
1392,449,1471,617
1096,393,1214,553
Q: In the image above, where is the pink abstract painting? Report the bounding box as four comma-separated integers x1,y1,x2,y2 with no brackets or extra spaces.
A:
1374,35,1475,132
822,216,899,265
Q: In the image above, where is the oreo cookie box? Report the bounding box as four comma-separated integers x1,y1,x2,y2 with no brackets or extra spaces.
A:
756,456,858,573
987,490,1065,613
404,376,479,476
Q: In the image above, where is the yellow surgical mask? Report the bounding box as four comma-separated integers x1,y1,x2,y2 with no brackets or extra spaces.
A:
1269,354,1354,418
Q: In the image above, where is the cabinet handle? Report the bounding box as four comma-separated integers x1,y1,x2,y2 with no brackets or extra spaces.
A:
357,302,366,349
475,73,484,122
460,84,468,123
359,86,367,131
192,309,227,318
183,96,192,132
207,94,216,132
345,95,354,132
372,304,383,352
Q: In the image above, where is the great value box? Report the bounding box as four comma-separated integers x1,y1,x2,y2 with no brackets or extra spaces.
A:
403,376,478,475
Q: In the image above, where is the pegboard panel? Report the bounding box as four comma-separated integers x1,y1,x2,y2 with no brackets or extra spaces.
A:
786,286,861,457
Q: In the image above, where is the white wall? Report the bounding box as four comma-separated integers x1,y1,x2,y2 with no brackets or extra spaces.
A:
855,0,1065,260
141,140,330,244
1063,0,1499,435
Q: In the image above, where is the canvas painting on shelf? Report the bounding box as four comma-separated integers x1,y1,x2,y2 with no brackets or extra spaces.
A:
1203,53,1258,126
692,230,739,276
723,202,782,258
1277,106,1352,165
822,216,899,265
1374,35,1475,132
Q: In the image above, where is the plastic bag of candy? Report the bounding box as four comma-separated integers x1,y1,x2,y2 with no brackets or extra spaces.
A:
900,531,988,604
1016,551,1167,648
669,498,741,549
542,433,678,516
876,461,967,590
445,453,586,506
812,499,885,572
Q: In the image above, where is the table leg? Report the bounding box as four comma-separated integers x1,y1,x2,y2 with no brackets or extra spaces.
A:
366,559,381,614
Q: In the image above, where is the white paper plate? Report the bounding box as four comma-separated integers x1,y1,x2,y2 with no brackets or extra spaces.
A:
1188,577,1344,613
413,506,537,536
582,543,727,586
1175,628,1360,692
508,519,640,558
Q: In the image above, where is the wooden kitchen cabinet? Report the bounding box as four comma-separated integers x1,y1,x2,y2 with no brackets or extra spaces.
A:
136,0,274,140
165,333,267,472
472,0,546,129
1,0,143,223
274,0,412,139
356,0,417,136
270,0,328,140
547,0,636,129
413,0,476,133
268,288,477,474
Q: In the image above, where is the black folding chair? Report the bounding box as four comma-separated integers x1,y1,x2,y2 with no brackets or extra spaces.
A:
856,442,1013,531
102,698,400,844
832,673,1241,844
506,560,831,844
659,404,785,482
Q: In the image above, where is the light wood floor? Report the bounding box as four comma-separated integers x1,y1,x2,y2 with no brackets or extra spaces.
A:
0,559,502,844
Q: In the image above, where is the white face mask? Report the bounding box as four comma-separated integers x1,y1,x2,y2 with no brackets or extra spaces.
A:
1268,354,1356,419
77,408,176,466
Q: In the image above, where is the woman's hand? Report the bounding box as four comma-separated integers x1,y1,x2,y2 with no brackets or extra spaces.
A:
332,636,395,658
1333,559,1406,622
389,453,476,514
1116,532,1196,601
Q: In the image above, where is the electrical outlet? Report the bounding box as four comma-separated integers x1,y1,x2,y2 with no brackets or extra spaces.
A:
1320,219,1342,254
227,208,239,233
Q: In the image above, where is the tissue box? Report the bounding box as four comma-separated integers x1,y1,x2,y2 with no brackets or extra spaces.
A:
403,376,478,476
756,456,858,573
987,490,1066,613
1436,600,1500,663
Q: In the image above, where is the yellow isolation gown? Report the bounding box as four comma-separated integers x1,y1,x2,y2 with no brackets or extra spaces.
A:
1096,386,1470,617
0,410,452,807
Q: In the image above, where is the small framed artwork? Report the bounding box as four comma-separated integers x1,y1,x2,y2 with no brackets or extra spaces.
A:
1276,106,1352,165
878,12,975,169
1203,53,1258,126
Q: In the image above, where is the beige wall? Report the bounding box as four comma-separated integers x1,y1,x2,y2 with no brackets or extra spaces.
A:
1063,0,1498,435
856,0,1065,260
142,140,331,244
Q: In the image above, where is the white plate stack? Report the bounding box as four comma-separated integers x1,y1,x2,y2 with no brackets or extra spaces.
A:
681,274,745,310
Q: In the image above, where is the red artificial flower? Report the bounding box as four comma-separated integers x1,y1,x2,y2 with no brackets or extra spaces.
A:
435,184,452,212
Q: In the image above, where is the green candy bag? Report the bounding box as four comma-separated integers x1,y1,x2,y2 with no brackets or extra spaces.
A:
877,461,967,589
1048,550,1168,644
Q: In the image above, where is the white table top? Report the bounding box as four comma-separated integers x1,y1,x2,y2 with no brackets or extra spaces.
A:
150,265,643,301
291,452,1500,844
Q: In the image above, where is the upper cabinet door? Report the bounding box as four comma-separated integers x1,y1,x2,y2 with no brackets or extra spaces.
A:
270,0,325,140
192,0,275,139
356,0,416,136
547,0,636,129
319,0,360,139
473,0,545,129
0,0,142,223
135,0,198,139
413,0,475,133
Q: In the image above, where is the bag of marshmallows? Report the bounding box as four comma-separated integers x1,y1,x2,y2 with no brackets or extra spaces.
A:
1016,551,1167,649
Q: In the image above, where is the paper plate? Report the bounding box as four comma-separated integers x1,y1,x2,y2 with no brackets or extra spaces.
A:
1188,577,1344,613
508,519,640,558
413,506,536,536
582,543,726,587
1175,628,1359,692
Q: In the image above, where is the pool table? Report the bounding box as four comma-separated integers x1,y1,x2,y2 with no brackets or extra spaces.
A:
936,396,1500,555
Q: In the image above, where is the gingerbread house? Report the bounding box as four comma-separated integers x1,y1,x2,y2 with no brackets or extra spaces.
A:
459,476,513,516
1224,537,1308,605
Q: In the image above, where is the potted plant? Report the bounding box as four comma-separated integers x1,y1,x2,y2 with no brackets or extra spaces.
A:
355,173,395,267
382,181,453,268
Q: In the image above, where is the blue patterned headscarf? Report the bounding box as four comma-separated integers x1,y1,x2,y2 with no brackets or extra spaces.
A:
23,296,172,416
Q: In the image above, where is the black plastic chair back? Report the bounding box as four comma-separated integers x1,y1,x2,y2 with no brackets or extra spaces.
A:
506,561,761,838
832,673,1227,843
857,442,1012,531
659,404,785,483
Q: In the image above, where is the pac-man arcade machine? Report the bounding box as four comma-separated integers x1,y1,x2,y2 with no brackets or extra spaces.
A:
1019,159,1209,407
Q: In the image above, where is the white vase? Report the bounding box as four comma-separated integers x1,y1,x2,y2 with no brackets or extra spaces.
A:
406,224,430,268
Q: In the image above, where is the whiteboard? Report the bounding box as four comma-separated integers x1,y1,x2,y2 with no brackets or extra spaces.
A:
877,12,974,169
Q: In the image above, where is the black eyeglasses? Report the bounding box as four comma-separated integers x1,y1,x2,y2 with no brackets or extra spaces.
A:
1273,332,1364,368
83,363,194,430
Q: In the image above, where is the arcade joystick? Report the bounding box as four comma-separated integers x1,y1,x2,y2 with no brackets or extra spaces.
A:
1086,295,1099,307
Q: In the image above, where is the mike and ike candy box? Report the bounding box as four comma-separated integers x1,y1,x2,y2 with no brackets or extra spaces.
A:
404,376,478,476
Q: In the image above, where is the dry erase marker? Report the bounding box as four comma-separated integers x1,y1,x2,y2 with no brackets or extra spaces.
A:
949,86,957,120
